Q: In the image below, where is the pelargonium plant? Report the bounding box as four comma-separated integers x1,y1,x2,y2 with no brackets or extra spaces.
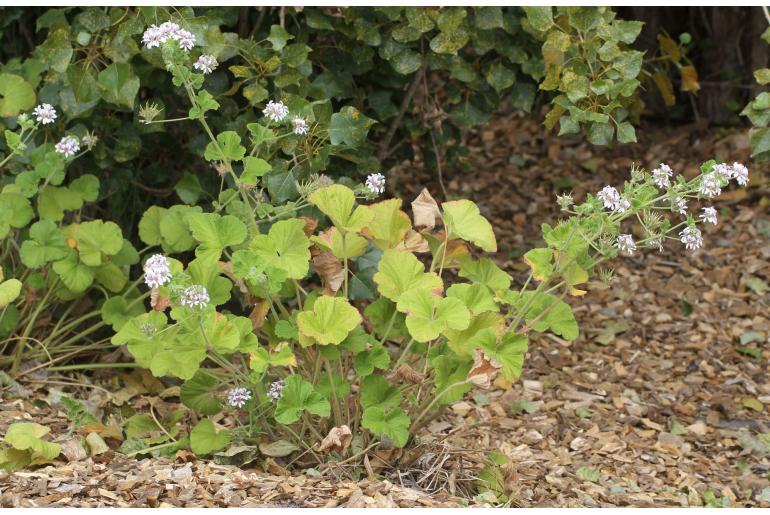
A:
104,20,752,460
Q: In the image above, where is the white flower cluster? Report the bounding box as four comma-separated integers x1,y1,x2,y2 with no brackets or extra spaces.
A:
365,172,386,196
193,54,218,75
262,100,290,122
227,387,252,408
679,226,703,251
33,103,57,125
180,284,210,309
651,163,673,189
291,116,309,135
267,380,284,402
700,206,717,225
596,185,630,213
54,135,80,158
261,100,311,138
615,234,637,255
713,162,749,187
142,21,195,51
143,254,172,289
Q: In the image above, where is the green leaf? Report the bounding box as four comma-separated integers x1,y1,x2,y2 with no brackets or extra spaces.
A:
70,174,100,202
396,288,470,342
296,296,362,346
353,341,390,376
4,422,60,460
250,218,310,280
188,213,247,263
175,174,203,205
100,296,144,330
373,249,443,302
446,283,498,315
486,62,516,93
38,186,84,221
361,406,410,448
190,419,230,455
274,375,330,424
240,157,271,186
523,6,553,31
472,329,529,381
311,227,368,260
0,278,22,308
308,184,373,232
328,106,376,146
189,90,219,119
510,292,578,340
616,121,637,143
475,7,504,29
75,220,123,267
259,440,299,457
98,63,140,109
442,200,497,252
587,122,614,146
576,466,600,483
0,192,33,237
360,375,401,409
268,24,294,51
362,199,411,250
52,251,94,293
0,74,35,118
39,28,73,73
204,131,246,162
523,248,553,282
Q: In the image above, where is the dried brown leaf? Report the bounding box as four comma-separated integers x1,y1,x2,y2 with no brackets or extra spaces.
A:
412,188,441,230
312,251,345,295
317,425,353,454
467,349,501,390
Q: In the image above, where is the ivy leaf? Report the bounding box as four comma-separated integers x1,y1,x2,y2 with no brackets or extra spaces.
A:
362,199,411,250
396,288,470,342
74,220,123,267
296,296,362,346
274,375,330,424
308,184,373,232
328,106,376,146
361,406,410,448
38,28,73,73
52,251,94,293
11,220,55,266
188,213,247,263
189,90,220,119
250,218,310,279
204,131,246,162
616,121,637,143
486,62,516,93
442,200,497,252
98,62,139,109
190,419,230,455
523,6,553,32
360,375,401,409
373,249,443,302
267,24,294,51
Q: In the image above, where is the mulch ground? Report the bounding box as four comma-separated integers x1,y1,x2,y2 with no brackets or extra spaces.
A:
1,113,769,507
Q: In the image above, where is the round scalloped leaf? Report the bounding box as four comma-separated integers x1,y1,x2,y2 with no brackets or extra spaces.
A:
373,249,443,302
296,295,362,346
0,74,35,117
190,419,230,456
308,184,373,232
250,218,310,279
442,199,497,252
274,375,330,424
19,220,69,268
361,406,410,448
75,220,124,267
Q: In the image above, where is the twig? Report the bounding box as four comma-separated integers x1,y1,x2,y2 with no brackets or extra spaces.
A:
377,64,426,161
762,6,770,26
429,130,448,200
